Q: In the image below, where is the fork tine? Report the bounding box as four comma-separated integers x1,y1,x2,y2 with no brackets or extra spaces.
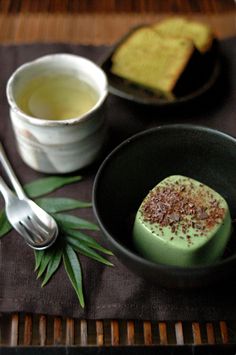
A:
29,214,52,234
17,222,38,245
19,220,45,243
0,143,58,250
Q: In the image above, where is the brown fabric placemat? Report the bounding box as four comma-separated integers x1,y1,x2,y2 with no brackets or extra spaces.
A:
0,38,236,321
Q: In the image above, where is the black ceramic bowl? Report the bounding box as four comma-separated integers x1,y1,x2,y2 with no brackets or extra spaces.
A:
93,125,236,288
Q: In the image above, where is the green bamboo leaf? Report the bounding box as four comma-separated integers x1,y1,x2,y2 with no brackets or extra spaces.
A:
54,213,99,231
37,250,53,278
63,244,84,308
66,236,113,266
41,249,62,287
0,209,12,238
24,176,82,198
34,250,44,271
36,197,92,213
65,229,113,255
0,171,115,309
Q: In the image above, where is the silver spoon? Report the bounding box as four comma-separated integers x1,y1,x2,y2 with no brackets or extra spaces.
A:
0,143,58,250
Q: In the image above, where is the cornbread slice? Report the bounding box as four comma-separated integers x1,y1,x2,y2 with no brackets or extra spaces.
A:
153,17,214,53
133,176,231,267
111,27,195,98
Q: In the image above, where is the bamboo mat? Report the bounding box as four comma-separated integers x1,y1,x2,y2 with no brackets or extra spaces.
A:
0,0,235,44
0,314,234,346
0,0,236,348
0,13,235,45
0,0,235,14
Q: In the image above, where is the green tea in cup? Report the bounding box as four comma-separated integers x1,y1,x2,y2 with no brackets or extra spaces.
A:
16,73,99,121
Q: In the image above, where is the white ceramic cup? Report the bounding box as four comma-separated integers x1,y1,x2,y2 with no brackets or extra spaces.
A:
6,53,108,173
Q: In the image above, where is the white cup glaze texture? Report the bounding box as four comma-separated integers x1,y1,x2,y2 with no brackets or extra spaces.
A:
6,54,108,173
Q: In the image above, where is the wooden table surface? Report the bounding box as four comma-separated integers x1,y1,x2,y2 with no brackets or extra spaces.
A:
0,0,236,348
0,0,235,44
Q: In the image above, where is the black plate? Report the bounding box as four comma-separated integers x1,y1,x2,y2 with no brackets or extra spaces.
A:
101,25,220,107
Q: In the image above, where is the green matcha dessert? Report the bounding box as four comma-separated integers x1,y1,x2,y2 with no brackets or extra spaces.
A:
133,175,231,267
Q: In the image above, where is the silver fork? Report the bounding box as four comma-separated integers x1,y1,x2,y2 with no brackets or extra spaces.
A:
0,143,58,250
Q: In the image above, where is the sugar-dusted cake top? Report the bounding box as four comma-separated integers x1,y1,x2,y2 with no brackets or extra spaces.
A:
111,27,194,96
152,17,214,53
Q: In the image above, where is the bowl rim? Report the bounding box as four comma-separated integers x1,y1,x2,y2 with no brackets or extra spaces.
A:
93,124,236,273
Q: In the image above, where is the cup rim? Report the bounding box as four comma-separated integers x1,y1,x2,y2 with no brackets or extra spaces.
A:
6,53,108,127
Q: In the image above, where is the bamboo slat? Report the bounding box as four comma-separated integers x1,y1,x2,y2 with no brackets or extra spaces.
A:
127,320,135,345
95,320,104,346
10,313,19,346
220,321,229,344
65,318,75,346
38,315,47,346
80,319,88,346
53,317,63,345
23,314,33,345
111,320,119,345
143,321,152,345
192,322,202,344
158,322,168,345
206,322,215,344
175,322,184,345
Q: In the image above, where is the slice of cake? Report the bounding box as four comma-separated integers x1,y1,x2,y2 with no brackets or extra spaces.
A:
111,27,195,99
152,17,214,53
133,175,231,267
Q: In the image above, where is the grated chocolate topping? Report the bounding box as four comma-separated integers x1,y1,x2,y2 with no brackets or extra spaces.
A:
140,178,226,238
